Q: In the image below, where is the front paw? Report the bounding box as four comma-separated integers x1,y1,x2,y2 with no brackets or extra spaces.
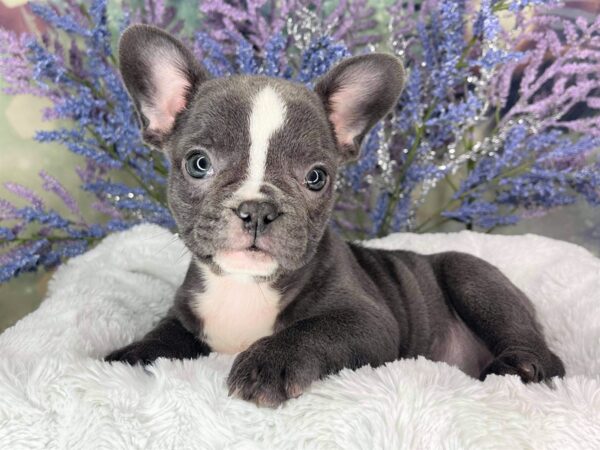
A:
104,339,170,366
227,337,318,407
479,349,560,383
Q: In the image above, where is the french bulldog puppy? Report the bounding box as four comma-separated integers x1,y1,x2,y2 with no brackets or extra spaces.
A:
105,25,565,407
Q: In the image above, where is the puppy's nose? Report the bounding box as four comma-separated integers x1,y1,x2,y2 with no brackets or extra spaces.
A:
235,201,281,235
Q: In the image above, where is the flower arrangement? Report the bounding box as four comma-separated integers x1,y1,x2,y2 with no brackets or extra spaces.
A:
0,0,599,282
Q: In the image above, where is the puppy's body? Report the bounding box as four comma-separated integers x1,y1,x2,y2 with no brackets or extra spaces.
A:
106,25,565,406
178,230,496,377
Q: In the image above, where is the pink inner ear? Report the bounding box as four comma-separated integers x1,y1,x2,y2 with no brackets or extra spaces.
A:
328,67,380,146
329,108,363,147
141,56,191,134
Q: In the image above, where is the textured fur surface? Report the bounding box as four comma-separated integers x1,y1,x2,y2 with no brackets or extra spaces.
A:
1,224,599,448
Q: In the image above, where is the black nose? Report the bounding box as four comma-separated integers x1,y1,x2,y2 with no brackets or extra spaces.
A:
235,201,280,235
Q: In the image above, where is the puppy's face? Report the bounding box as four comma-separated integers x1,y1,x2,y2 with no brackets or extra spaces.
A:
168,78,337,277
119,25,404,279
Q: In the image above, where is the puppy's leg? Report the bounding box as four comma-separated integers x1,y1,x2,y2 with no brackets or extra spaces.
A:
105,315,210,365
227,307,398,407
434,252,565,383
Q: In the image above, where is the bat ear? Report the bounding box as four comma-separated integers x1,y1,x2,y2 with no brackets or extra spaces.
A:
118,24,210,149
314,54,405,162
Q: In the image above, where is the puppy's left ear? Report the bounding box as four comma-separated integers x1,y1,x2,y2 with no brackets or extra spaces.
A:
314,54,404,162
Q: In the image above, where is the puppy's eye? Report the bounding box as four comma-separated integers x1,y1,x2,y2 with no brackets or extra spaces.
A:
305,168,327,191
185,151,213,179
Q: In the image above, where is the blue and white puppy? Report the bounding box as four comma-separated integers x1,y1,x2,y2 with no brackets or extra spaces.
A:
106,25,565,407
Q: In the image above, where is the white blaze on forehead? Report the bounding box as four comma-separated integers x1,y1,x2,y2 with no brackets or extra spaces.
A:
234,85,287,200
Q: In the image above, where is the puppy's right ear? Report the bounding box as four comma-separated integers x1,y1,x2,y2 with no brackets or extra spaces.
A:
119,24,210,149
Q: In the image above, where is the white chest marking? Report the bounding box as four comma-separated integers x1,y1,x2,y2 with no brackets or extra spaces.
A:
234,85,287,200
193,270,281,354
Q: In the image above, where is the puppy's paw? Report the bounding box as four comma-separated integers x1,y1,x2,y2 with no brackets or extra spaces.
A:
227,337,318,407
479,350,561,383
104,339,170,366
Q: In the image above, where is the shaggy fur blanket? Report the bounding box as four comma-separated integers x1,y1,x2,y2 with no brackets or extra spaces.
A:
1,224,599,449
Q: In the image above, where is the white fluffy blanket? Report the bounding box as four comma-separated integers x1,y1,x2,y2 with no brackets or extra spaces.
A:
1,224,599,449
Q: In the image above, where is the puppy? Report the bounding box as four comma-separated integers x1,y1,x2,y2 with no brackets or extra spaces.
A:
106,25,565,407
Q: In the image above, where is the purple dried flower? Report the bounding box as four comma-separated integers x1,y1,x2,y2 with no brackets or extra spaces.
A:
296,36,350,85
264,34,288,77
39,170,83,220
199,0,292,52
494,10,600,136
29,2,91,36
194,32,235,77
0,240,48,283
4,183,45,210
325,0,381,49
153,0,166,24
236,38,260,74
0,200,19,221
369,192,390,235
0,29,46,96
0,227,16,242
509,0,556,12
91,201,122,219
2,0,600,281
473,0,501,40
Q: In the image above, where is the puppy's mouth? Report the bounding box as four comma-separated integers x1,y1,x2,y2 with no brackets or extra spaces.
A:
213,245,278,277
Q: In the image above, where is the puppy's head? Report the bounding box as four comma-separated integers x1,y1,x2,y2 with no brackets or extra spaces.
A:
119,25,404,279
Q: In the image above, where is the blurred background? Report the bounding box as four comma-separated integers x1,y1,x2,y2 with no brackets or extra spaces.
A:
1,0,599,332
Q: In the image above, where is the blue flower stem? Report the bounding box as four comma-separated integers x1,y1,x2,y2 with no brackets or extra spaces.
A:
84,125,166,205
10,235,99,244
377,27,484,238
457,36,478,69
492,1,511,12
62,70,115,113
354,195,369,240
377,101,436,237
66,78,167,178
415,161,534,233
418,216,453,233
121,163,165,204
77,3,118,64
377,125,424,237
444,174,459,192
63,69,166,186
484,206,518,234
